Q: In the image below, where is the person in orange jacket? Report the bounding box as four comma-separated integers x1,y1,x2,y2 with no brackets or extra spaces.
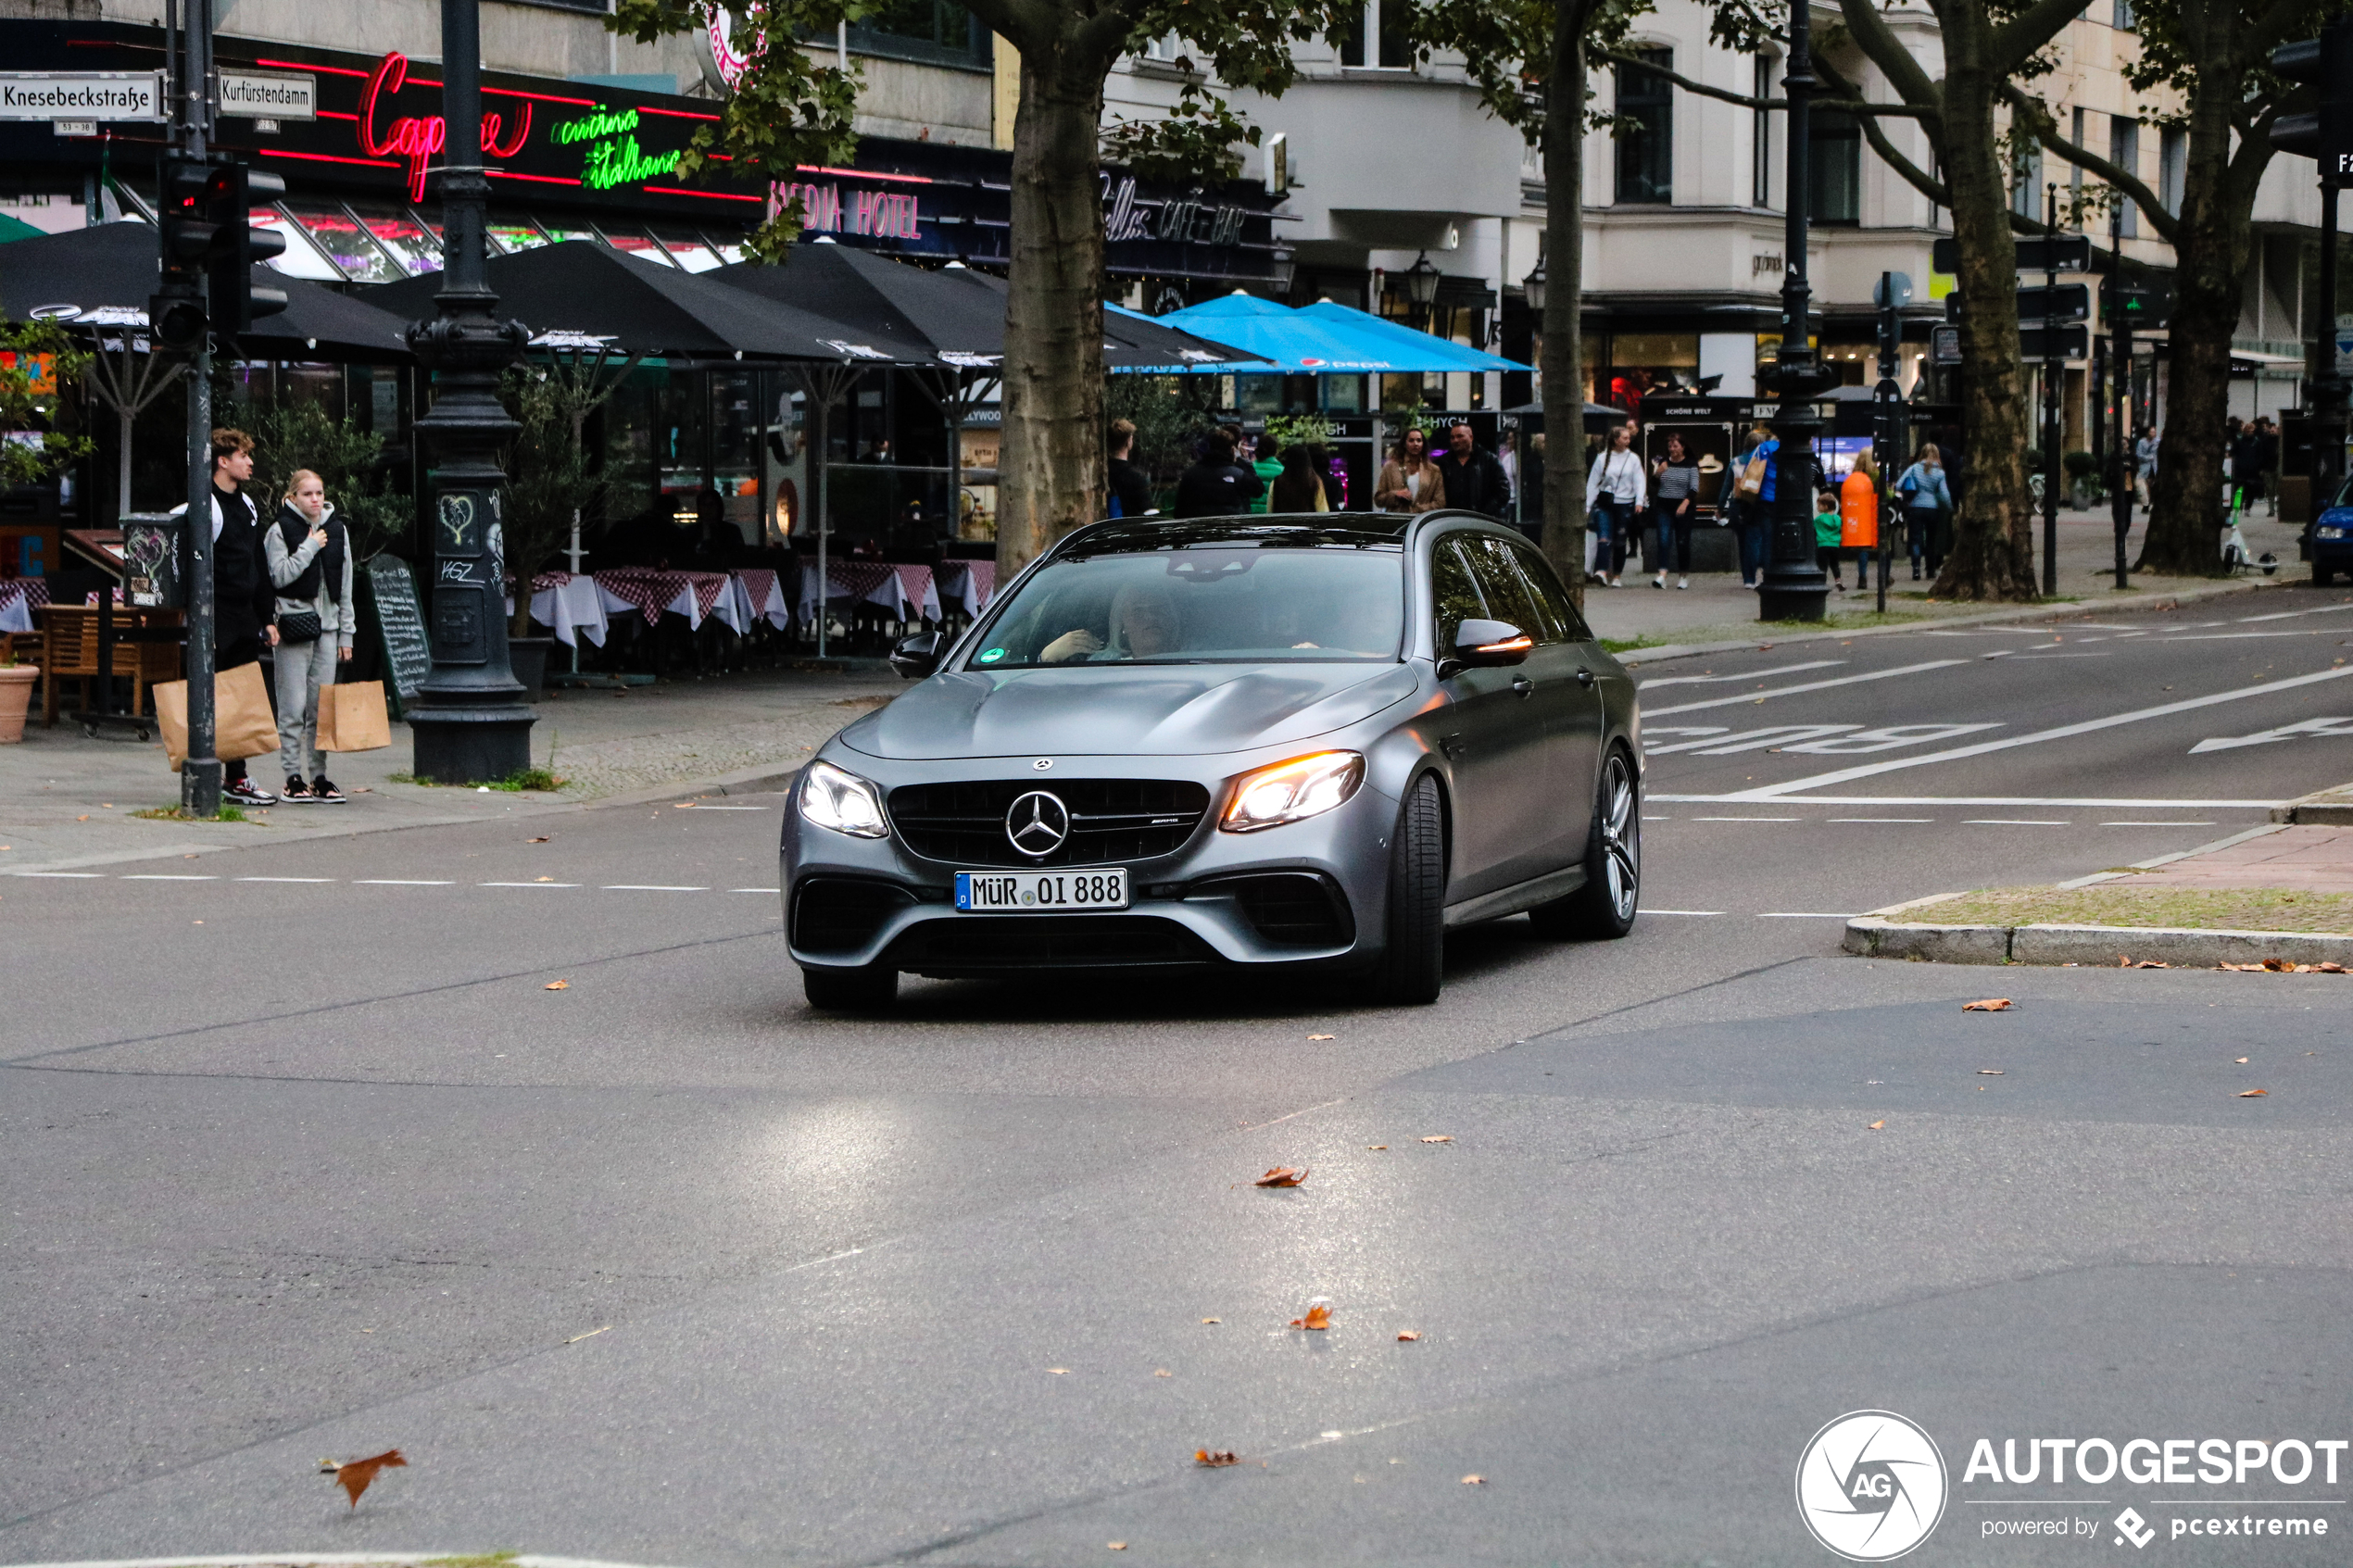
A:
1840,457,1881,592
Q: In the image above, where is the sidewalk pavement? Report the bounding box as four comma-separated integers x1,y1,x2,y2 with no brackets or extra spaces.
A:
0,661,902,872
1843,816,2353,968
1588,504,2310,663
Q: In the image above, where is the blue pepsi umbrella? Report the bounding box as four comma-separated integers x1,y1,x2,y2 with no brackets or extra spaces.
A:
1295,299,1532,372
1151,292,1426,373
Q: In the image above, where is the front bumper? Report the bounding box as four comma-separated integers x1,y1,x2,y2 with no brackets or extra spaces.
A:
782,756,1398,976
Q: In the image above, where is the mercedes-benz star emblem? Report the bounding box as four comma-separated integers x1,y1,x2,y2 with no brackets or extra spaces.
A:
1005,790,1070,858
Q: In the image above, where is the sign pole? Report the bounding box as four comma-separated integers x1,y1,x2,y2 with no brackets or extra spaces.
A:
1758,0,1831,624
176,0,222,816
2042,184,2062,598
2109,204,2132,591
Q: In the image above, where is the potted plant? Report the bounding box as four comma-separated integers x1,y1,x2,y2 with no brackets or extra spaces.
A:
0,652,33,744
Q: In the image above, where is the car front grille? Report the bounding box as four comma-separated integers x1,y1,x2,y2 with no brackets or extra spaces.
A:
885,914,1214,972
792,877,914,954
887,779,1213,868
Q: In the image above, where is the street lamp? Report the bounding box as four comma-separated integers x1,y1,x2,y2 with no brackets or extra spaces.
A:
1521,252,1546,315
402,0,535,782
1266,244,1297,295
1758,18,1831,623
1403,251,1441,326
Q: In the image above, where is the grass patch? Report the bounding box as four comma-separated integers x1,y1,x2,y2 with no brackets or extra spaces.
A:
391,769,567,791
1600,633,1677,654
422,1555,520,1568
1904,884,2353,935
131,804,252,823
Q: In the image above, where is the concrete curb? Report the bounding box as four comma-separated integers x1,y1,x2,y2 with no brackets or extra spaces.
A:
1843,915,2353,967
2272,779,2353,825
1615,575,2280,668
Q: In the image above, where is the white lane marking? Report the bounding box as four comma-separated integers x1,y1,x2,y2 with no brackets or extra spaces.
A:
727,887,774,893
601,884,709,892
120,874,216,880
1966,819,2070,825
10,872,106,878
1693,816,1802,822
1828,817,1934,822
1785,723,2003,754
237,876,334,883
1758,911,1859,919
2190,716,2353,753
1642,659,1969,717
1652,794,2279,807
1642,909,1725,916
1639,659,1845,690
2101,821,2216,826
1713,665,2353,800
2010,652,2115,658
674,804,772,809
1648,723,1856,755
2238,603,2353,622
480,882,582,888
356,879,456,885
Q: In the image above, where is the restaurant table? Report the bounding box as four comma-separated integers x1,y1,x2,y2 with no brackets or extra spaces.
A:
594,568,736,632
0,577,52,634
735,567,791,632
934,558,996,617
795,559,942,627
528,572,611,648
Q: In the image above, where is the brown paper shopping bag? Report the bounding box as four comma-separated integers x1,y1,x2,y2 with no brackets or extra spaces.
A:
154,662,281,771
317,680,391,753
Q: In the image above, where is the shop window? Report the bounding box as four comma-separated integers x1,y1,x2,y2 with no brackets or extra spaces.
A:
355,207,441,276
2159,126,2185,215
1604,332,1698,411
287,206,404,284
653,231,725,271
1811,110,1861,225
1615,48,1674,205
847,0,990,69
1334,1,1412,69
2010,140,2045,222
1236,376,1284,414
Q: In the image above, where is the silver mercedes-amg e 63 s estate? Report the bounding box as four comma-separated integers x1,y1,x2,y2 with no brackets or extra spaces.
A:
781,510,1642,1009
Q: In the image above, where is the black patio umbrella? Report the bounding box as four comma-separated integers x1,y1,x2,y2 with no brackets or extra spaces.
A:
0,219,414,360
361,240,934,363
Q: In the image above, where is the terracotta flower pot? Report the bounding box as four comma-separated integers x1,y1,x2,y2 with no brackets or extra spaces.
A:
0,664,35,744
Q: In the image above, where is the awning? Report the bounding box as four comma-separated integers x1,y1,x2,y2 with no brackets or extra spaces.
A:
1152,292,1531,374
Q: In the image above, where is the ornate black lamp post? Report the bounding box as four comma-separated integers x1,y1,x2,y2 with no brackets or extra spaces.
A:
1758,7,1832,623
1403,253,1442,328
403,0,534,782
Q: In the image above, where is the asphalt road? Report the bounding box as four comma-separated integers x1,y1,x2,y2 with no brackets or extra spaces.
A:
5,585,2353,1567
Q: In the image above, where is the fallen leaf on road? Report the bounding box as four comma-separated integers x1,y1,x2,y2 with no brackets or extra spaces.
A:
2318,962,2347,973
1462,1474,1486,1485
2264,958,2293,971
1200,1317,1220,1324
2135,960,2170,969
1108,1544,1126,1551
1154,1369,1172,1377
1419,1135,1453,1144
1397,1330,1420,1342
1962,999,2012,1011
1196,1449,1239,1467
527,836,550,843
2236,1057,2249,1064
1290,1304,1332,1331
320,1449,406,1509
1254,1167,1308,1187
1977,1069,2004,1076
1308,1033,1334,1040
75,815,87,822
1867,1120,1886,1131
544,980,570,990
1049,1367,1069,1374
2238,1089,2269,1098
535,875,554,883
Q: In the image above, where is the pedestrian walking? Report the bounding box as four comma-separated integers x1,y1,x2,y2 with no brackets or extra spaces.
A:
1376,428,1448,514
168,428,281,807
1649,433,1699,589
1726,422,1774,587
1269,445,1328,512
1106,419,1153,518
1814,488,1845,590
1841,456,1880,591
2133,424,2158,508
1894,444,1953,582
262,469,354,804
1584,422,1645,587
1434,422,1512,520
1173,429,1265,518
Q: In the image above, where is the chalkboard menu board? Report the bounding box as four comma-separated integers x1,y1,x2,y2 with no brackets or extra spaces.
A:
365,556,432,719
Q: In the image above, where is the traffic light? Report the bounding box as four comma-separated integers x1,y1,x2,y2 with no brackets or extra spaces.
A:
200,164,288,335
2270,21,2353,182
149,157,214,354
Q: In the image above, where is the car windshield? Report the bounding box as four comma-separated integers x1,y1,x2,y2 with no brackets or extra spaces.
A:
967,545,1406,669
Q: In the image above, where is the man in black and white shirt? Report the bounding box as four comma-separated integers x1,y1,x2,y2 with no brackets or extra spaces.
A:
176,429,282,806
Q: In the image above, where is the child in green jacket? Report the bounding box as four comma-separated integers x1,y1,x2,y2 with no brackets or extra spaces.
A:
1813,490,1845,589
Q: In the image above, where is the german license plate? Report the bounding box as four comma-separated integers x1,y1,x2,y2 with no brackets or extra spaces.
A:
954,868,1129,912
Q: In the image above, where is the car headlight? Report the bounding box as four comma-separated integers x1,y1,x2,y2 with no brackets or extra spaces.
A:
1221,750,1365,833
2320,526,2347,540
800,759,888,838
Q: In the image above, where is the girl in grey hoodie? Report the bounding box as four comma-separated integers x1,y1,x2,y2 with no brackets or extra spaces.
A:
263,469,356,802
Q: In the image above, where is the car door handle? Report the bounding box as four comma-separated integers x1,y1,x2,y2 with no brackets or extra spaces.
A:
1441,732,1466,759
1511,676,1535,698
1576,668,1596,686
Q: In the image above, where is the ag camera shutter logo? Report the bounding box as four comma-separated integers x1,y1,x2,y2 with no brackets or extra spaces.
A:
1795,1411,1949,1562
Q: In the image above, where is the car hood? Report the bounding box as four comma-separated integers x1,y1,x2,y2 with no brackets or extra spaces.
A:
839,662,1424,760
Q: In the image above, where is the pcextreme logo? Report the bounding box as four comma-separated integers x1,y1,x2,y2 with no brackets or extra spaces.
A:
1796,1410,1951,1562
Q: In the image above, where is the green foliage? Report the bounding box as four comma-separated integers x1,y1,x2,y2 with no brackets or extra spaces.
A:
1105,374,1217,490
242,398,409,562
0,317,94,488
1397,0,1651,146
1259,412,1333,456
2063,449,2099,480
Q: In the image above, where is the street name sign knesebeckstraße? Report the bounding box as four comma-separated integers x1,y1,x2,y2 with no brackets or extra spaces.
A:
0,72,166,121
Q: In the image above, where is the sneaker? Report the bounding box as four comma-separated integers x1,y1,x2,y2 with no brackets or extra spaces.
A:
1652,574,1667,589
282,775,315,803
1677,577,1689,590
310,777,347,805
223,778,278,808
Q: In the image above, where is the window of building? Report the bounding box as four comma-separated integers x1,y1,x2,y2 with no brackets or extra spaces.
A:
2011,140,2045,221
1753,55,1774,207
2110,117,2139,237
2112,0,2136,28
1615,47,1674,205
2159,125,2186,214
846,0,989,69
1335,1,1412,69
1812,109,1861,224
2070,107,2085,224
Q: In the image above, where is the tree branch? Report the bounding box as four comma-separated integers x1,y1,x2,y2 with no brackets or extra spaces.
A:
1593,48,1927,118
1990,0,2108,75
1858,103,1952,207
1833,0,1942,111
2003,84,2179,245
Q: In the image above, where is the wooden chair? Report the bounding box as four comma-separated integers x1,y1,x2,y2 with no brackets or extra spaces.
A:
36,606,180,726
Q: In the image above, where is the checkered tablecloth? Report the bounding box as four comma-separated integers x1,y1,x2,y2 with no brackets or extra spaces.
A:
735,569,791,632
593,568,735,629
0,578,49,635
528,571,611,648
935,558,996,617
795,560,941,626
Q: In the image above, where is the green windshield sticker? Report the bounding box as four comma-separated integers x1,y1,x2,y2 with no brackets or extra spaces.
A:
978,646,1006,663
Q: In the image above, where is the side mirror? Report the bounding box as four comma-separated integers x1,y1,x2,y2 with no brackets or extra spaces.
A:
1450,619,1532,670
889,631,942,680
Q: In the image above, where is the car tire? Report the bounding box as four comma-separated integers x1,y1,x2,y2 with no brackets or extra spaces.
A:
1530,746,1641,940
801,962,898,1010
2317,563,2337,587
1372,773,1446,1005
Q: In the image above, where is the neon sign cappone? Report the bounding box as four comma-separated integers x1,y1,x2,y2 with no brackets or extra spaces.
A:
359,51,532,202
